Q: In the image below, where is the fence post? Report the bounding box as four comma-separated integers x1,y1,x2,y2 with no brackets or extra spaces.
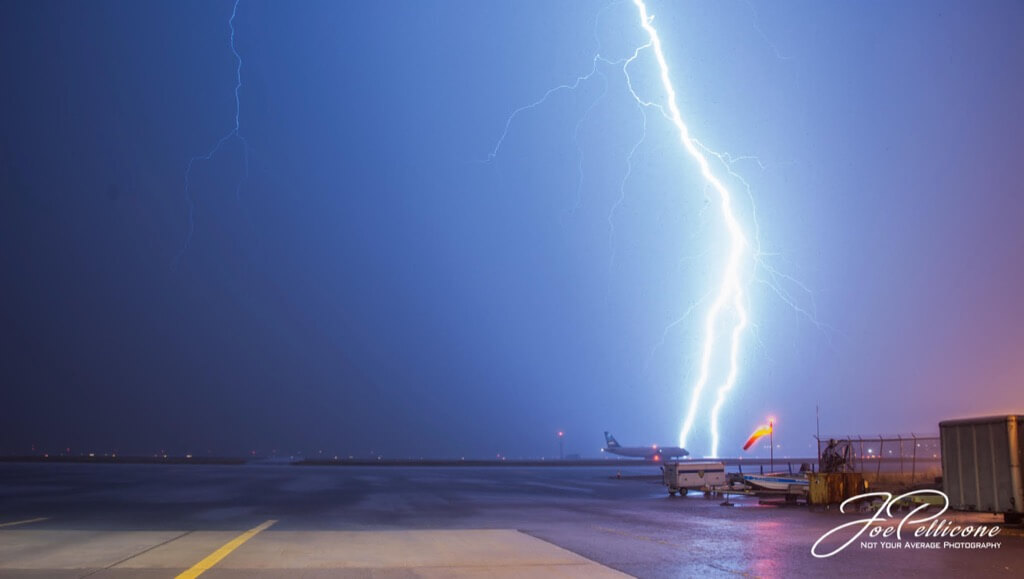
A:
898,434,904,476
876,436,883,479
911,433,917,484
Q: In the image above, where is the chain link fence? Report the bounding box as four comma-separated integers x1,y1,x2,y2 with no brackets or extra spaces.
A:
815,434,941,485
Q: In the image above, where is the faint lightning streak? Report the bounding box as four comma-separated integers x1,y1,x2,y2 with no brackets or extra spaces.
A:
631,0,749,457
607,106,645,270
484,47,647,214
570,71,609,214
643,289,713,372
607,42,653,270
744,0,793,61
484,57,605,164
174,0,249,266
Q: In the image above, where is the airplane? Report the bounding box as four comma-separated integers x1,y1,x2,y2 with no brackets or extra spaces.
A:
601,431,689,460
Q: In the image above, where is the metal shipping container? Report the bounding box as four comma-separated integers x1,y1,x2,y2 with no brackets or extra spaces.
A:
939,415,1024,524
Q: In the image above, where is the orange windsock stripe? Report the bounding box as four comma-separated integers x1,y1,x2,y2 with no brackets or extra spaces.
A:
742,426,772,451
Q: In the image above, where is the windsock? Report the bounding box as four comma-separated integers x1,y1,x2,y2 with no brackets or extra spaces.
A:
742,423,773,451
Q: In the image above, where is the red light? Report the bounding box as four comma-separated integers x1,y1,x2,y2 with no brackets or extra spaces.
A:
653,455,661,461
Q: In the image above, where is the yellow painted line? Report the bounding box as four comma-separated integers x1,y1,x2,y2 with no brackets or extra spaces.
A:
0,517,48,528
176,519,276,579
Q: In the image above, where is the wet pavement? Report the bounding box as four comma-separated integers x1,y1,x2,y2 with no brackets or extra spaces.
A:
0,463,1021,577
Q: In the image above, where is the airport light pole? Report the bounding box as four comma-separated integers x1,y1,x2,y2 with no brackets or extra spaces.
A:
557,431,564,460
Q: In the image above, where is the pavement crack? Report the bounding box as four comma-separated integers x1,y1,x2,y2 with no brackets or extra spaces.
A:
79,530,195,578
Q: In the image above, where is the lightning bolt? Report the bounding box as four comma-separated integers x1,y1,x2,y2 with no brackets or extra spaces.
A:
630,0,749,458
486,1,828,458
174,0,249,266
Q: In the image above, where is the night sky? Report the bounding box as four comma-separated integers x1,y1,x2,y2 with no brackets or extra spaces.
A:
2,0,1022,459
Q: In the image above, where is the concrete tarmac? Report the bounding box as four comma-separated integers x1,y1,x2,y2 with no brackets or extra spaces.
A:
0,463,1021,577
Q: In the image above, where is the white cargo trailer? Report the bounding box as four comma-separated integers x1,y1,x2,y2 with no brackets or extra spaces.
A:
662,461,727,496
939,415,1024,524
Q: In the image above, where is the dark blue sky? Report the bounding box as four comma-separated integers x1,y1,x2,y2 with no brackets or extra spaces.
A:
2,0,1022,459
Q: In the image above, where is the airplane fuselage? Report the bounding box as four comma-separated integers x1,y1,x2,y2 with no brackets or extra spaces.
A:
602,431,689,460
602,446,689,459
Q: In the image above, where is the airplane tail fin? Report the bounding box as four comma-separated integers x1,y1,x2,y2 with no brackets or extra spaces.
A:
604,431,620,448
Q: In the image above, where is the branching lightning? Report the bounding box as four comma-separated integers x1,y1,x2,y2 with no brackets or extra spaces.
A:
630,0,749,457
175,0,249,266
485,0,829,458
